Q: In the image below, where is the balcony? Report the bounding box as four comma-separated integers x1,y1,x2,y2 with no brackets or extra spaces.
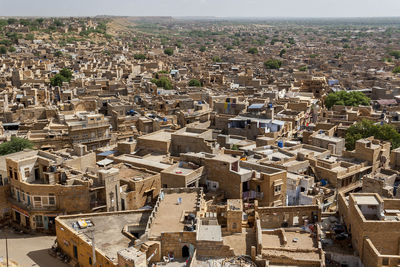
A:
9,197,58,212
69,121,110,131
73,136,111,144
242,191,264,201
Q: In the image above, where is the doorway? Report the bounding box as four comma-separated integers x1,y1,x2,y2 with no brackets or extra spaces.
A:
182,245,189,258
242,181,249,192
25,216,30,229
15,211,21,224
34,168,40,181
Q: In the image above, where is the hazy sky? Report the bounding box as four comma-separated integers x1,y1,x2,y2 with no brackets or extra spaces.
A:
2,0,400,18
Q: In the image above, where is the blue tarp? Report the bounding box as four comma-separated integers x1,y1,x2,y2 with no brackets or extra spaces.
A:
97,150,116,157
248,104,264,109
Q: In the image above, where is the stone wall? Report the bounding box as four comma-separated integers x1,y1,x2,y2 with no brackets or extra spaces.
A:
161,232,196,258
195,240,235,257
171,132,214,156
257,205,321,228
0,184,10,218
124,173,161,210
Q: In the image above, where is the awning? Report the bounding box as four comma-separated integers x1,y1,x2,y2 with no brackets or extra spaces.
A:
11,205,29,217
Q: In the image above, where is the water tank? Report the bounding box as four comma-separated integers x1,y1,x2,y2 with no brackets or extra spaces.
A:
278,140,284,148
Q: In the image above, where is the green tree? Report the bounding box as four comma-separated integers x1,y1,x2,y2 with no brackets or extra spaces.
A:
389,50,400,59
151,76,173,90
164,48,174,56
325,91,370,109
50,74,67,87
279,48,286,57
36,18,44,25
248,47,258,54
7,18,17,25
264,59,282,69
299,65,307,71
53,19,63,27
175,41,182,48
25,33,35,41
393,66,400,74
134,53,146,60
54,51,63,57
59,68,72,81
0,137,34,155
199,46,206,52
188,79,201,87
212,56,221,62
345,120,400,150
8,46,16,53
0,46,7,54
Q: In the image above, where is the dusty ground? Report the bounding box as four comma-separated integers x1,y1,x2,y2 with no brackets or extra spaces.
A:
222,228,256,255
0,229,67,267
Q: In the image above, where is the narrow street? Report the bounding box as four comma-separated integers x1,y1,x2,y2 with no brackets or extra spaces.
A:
0,229,67,267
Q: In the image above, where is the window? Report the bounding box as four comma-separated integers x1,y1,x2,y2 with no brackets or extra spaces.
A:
232,222,237,229
49,196,55,205
42,197,48,205
274,185,282,194
35,215,43,228
34,196,41,207
89,257,92,265
73,245,78,259
9,168,13,179
24,168,30,178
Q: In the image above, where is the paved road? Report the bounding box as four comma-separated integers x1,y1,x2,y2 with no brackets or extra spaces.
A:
0,229,68,267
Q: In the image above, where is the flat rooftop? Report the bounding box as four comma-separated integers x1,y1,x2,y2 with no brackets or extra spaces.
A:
162,165,197,176
149,191,198,237
118,165,154,180
197,224,222,242
138,130,172,142
222,228,256,255
58,210,150,264
211,153,240,163
178,131,201,137
5,149,38,161
115,155,172,171
262,230,320,261
354,195,380,206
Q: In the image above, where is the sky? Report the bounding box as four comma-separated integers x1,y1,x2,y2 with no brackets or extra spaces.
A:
1,0,400,18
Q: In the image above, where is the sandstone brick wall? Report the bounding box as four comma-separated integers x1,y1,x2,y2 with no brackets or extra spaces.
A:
56,220,117,267
161,232,196,258
0,185,10,218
